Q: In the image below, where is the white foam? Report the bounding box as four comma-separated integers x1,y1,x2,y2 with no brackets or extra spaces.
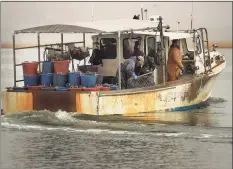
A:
55,110,76,123
1,122,45,130
200,134,213,138
2,121,186,138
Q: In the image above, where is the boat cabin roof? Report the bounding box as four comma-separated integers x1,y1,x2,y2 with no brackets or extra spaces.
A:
92,31,193,40
14,18,169,34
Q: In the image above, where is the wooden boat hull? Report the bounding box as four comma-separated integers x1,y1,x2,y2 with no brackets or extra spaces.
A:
1,61,225,116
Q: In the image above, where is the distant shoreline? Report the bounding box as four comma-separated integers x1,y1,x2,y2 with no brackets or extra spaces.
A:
1,41,232,49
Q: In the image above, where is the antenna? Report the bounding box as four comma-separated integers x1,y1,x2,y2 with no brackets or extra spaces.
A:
141,4,144,20
144,9,148,20
190,1,194,30
92,4,94,22
177,21,180,32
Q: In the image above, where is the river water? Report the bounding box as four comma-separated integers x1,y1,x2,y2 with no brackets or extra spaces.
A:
1,48,232,169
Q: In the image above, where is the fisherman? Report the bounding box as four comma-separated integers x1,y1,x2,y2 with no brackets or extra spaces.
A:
132,41,144,57
132,41,146,74
116,56,144,89
137,55,155,75
127,55,155,89
167,39,184,82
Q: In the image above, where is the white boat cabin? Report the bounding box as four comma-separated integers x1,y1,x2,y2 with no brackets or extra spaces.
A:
90,29,222,85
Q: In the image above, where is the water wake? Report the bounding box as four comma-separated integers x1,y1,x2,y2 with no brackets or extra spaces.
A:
1,104,231,143
207,97,227,104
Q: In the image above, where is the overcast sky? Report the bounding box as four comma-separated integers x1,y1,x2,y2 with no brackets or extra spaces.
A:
1,2,232,45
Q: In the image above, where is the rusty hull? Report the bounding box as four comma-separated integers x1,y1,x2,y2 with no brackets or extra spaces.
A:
98,74,216,115
1,62,224,116
32,91,77,112
2,91,33,113
1,74,214,116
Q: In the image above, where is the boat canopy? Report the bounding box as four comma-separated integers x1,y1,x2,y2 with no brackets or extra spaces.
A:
14,19,169,34
14,24,103,34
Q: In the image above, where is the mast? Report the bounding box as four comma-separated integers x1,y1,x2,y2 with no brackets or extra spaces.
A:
141,4,144,20
92,4,94,22
158,16,166,83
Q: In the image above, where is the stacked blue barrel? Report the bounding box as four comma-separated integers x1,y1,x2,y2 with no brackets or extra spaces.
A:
53,61,70,90
41,61,53,87
23,61,40,86
22,61,118,91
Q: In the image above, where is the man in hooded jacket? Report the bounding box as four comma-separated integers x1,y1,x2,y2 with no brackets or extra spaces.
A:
116,56,144,89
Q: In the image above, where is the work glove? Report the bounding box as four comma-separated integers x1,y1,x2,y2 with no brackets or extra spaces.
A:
182,68,184,73
180,68,184,75
131,72,138,80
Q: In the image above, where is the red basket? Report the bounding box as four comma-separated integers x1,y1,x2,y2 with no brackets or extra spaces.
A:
53,61,70,74
83,87,100,91
23,62,39,75
28,85,46,90
95,85,110,91
100,87,110,91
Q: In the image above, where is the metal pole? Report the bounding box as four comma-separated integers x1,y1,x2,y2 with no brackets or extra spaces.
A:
92,4,94,22
144,9,148,20
204,28,212,72
191,1,194,30
83,33,86,65
176,21,180,32
37,33,41,73
61,33,64,54
13,34,16,87
193,31,196,62
141,4,144,20
159,16,166,83
200,30,206,73
118,31,121,89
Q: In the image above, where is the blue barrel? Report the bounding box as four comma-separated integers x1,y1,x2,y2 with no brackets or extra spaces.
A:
42,61,53,73
24,75,39,86
96,74,104,84
40,73,53,86
53,73,68,87
69,72,81,87
80,74,97,88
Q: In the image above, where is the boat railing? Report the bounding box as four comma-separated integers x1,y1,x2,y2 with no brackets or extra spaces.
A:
195,28,212,73
14,41,85,50
12,33,87,87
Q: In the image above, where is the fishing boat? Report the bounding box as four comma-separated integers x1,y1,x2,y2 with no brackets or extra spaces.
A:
1,16,226,117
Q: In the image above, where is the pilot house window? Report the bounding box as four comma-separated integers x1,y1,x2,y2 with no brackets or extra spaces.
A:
100,38,117,59
123,38,140,59
147,37,156,57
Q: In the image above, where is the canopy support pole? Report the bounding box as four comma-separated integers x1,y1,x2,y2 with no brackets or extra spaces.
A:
61,33,64,53
193,32,196,65
13,34,16,87
83,33,86,65
37,33,41,73
158,16,166,83
118,31,121,89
